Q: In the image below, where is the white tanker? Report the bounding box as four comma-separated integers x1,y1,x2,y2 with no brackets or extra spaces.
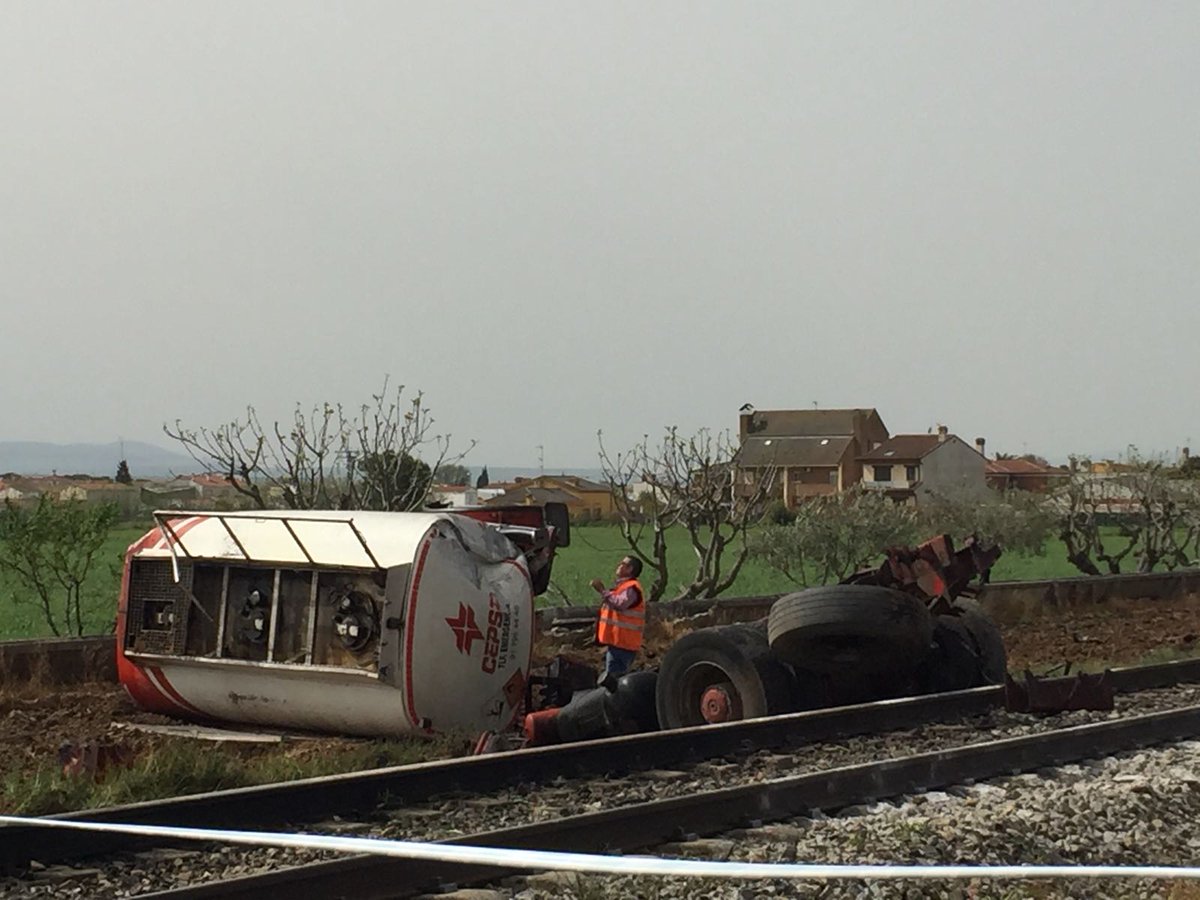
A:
116,505,568,737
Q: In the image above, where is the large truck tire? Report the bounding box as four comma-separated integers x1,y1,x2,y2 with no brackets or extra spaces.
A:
611,670,660,733
767,585,934,676
956,599,1008,684
655,623,798,730
917,614,984,694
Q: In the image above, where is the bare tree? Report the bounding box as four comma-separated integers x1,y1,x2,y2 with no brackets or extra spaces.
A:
1056,449,1200,575
164,381,472,511
599,427,777,601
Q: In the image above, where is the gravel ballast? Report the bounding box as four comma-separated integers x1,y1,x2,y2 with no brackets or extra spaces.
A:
5,685,1200,899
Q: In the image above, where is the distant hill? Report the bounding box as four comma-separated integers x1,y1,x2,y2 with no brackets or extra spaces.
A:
0,441,197,478
0,444,605,483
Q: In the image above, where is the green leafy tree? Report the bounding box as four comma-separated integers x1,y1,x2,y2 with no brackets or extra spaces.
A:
918,487,1055,557
476,466,490,488
115,459,133,484
352,451,433,511
0,497,120,636
433,463,471,486
752,486,920,587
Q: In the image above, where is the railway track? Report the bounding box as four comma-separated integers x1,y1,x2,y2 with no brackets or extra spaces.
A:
5,658,1200,898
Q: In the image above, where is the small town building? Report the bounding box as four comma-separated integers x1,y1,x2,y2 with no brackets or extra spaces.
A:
857,426,987,504
736,407,889,507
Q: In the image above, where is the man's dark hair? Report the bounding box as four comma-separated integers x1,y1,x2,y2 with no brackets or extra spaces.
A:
624,556,643,577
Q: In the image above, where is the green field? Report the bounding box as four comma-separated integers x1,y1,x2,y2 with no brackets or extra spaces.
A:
0,521,1139,639
0,522,152,639
543,524,1122,607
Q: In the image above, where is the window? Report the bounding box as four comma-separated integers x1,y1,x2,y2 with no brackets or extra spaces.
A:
906,465,919,482
873,465,892,482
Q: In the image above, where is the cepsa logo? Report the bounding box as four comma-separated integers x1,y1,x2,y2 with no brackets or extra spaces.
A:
482,593,503,674
445,595,504,674
445,603,483,655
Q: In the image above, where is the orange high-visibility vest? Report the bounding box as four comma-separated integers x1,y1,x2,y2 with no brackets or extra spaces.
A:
596,578,645,651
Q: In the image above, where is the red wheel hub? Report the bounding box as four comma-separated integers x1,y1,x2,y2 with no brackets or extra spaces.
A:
699,682,740,723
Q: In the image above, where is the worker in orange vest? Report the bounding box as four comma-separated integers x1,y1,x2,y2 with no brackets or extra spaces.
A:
589,555,645,684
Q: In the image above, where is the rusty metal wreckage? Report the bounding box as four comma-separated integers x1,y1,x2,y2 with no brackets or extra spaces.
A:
514,532,1107,752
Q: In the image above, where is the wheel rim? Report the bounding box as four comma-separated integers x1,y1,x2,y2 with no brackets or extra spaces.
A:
678,662,744,726
699,682,741,723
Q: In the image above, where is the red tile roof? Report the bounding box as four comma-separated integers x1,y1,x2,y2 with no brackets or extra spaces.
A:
985,458,1069,476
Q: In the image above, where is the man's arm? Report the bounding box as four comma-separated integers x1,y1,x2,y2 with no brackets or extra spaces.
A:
600,585,641,610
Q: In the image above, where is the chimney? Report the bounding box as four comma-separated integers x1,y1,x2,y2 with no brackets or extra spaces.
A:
738,404,755,441
975,436,986,457
937,424,948,443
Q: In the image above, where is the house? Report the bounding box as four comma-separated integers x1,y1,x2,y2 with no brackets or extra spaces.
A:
858,427,987,504
187,472,248,505
140,478,201,508
485,474,616,521
985,457,1070,493
483,484,581,514
736,407,890,507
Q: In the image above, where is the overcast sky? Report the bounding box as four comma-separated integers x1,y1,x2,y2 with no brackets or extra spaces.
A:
2,3,1197,468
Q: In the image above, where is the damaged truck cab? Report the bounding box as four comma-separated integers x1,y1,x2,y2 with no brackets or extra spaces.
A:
116,505,568,737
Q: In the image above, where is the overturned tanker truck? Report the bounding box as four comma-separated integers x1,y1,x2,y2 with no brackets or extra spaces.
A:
117,505,569,737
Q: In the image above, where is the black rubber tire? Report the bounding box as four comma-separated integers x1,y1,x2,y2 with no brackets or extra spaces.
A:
917,614,984,694
611,670,660,733
767,585,934,676
655,623,798,730
956,599,1008,684
555,687,619,742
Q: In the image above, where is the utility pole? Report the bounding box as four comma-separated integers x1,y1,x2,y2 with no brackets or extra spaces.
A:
536,445,544,477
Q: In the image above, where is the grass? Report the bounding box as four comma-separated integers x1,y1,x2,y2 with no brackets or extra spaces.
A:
542,525,1146,607
1022,642,1200,677
1,732,470,816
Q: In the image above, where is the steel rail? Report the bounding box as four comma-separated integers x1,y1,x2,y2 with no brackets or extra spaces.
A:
142,701,1200,899
3,656,1200,874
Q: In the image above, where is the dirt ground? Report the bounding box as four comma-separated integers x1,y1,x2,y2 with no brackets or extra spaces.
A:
999,597,1200,672
0,683,372,798
5,597,1200,809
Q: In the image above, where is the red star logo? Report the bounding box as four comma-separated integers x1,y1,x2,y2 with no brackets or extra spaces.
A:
445,603,484,655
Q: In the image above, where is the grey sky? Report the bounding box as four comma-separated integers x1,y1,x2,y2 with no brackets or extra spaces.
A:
2,3,1197,468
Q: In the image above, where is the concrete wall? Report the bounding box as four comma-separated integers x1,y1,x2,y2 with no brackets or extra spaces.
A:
974,569,1200,625
0,636,115,684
